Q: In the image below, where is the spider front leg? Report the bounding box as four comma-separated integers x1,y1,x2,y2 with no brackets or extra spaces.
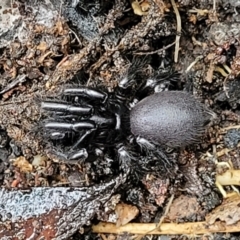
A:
44,121,96,145
42,87,121,163
48,147,89,163
44,121,96,162
41,101,92,115
63,87,108,103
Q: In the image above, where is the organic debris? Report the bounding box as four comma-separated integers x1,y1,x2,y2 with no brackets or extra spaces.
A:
0,175,126,239
1,0,240,239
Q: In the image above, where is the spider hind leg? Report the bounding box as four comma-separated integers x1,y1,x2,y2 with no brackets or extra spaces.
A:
136,136,173,170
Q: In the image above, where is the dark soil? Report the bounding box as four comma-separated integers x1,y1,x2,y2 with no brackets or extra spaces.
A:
1,0,240,239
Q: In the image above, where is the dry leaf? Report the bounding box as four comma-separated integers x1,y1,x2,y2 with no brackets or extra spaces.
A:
131,0,148,16
115,203,139,227
37,50,53,64
206,194,240,225
142,175,169,206
13,156,33,173
37,41,48,52
167,195,201,221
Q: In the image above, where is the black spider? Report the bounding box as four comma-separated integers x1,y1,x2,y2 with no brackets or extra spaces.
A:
41,60,215,174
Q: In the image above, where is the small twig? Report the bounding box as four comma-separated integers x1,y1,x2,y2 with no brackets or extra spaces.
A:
58,0,63,20
223,76,230,98
170,0,181,62
156,194,174,229
69,28,82,47
52,181,70,186
220,125,240,132
0,74,27,95
185,56,204,73
213,0,216,12
134,41,175,55
0,100,28,106
132,194,174,240
93,219,240,235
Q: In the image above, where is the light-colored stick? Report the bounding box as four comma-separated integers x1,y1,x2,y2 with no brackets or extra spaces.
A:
93,221,240,235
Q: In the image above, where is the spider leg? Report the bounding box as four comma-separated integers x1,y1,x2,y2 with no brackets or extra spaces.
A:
89,114,116,127
136,136,172,169
118,57,149,90
44,121,95,132
48,147,88,163
115,57,149,102
44,121,96,145
41,101,92,115
72,128,96,149
117,144,132,174
63,87,108,103
68,148,88,161
44,121,96,161
49,131,66,140
137,71,181,97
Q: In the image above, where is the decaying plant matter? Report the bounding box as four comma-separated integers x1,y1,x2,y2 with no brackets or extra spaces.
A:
1,0,240,239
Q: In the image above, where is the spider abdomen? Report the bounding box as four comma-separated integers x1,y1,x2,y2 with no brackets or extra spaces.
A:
130,91,216,148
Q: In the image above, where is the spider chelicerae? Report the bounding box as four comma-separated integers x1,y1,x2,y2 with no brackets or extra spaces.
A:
41,59,214,174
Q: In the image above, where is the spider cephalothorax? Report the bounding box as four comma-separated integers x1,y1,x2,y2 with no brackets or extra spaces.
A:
41,61,215,173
